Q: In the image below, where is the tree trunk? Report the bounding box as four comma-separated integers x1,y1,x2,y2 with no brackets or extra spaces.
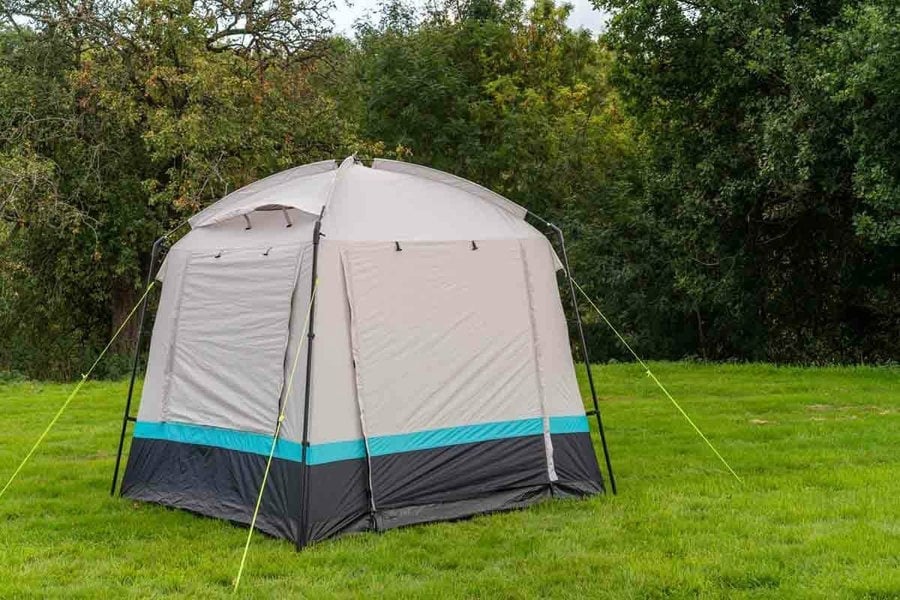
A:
695,307,708,360
110,278,140,355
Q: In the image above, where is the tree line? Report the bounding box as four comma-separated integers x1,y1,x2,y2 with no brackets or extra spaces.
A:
0,0,896,379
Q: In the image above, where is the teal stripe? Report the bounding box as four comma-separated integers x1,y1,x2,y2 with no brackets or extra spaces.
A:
367,418,544,457
133,421,303,462
134,414,591,465
307,438,366,465
549,415,590,434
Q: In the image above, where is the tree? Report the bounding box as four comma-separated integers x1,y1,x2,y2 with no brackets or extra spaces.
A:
597,0,899,362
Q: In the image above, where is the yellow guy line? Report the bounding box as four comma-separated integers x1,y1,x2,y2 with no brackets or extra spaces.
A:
570,277,743,484
234,277,319,593
0,281,158,500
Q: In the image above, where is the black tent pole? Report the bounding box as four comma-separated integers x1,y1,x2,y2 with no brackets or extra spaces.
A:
529,215,616,495
110,235,165,496
551,223,616,494
296,207,324,550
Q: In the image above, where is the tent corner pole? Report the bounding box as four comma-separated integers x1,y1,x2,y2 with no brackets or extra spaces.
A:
110,235,165,497
542,220,617,495
296,206,325,550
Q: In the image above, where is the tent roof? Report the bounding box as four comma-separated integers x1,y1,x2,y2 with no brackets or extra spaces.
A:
188,157,539,241
188,159,338,229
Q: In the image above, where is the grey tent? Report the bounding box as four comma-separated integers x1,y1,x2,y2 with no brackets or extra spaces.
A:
117,157,610,546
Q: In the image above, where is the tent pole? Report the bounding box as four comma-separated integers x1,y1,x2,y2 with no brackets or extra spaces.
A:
296,207,324,550
544,221,617,495
110,235,165,496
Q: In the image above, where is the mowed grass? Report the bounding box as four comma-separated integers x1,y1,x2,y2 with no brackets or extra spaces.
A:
0,363,898,599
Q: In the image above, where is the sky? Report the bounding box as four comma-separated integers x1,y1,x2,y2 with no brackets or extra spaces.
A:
330,0,610,35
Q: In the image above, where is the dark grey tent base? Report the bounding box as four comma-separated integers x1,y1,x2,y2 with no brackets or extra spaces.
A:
122,432,603,546
122,438,301,539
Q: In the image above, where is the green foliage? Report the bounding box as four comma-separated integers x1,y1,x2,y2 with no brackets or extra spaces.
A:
596,0,899,363
822,3,900,245
354,0,638,222
0,364,898,596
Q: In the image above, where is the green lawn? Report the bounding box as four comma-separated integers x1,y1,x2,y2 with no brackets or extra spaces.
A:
0,363,898,598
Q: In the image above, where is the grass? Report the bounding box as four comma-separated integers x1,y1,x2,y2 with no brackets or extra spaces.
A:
0,362,898,598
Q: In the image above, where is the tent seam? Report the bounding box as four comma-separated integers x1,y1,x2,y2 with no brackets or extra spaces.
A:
339,247,379,518
518,240,558,484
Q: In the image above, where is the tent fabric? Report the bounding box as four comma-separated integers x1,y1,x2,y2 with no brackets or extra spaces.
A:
370,159,528,219
188,160,337,228
162,244,303,433
187,157,536,242
321,163,537,242
122,157,604,546
341,241,545,436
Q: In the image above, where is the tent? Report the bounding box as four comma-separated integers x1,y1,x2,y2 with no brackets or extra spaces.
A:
114,157,612,547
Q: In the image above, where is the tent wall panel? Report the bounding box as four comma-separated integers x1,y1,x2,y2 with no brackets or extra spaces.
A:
303,242,365,446
518,237,585,418
549,431,605,496
305,458,371,542
278,244,314,444
519,238,558,482
137,210,317,433
137,249,190,423
161,245,304,434
121,438,299,540
340,241,545,436
369,436,549,508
